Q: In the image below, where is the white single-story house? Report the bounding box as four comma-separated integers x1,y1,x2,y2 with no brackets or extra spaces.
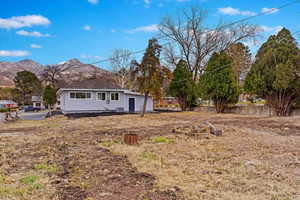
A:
32,96,45,109
57,79,153,114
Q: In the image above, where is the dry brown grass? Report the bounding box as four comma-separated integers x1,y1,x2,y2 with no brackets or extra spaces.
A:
0,112,300,200
107,125,300,200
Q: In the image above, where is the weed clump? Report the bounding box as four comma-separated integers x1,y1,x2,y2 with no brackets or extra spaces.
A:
152,136,174,144
99,140,121,147
20,175,39,185
140,152,158,160
34,163,60,174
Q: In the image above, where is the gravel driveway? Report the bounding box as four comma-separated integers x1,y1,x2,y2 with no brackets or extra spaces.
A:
19,111,48,120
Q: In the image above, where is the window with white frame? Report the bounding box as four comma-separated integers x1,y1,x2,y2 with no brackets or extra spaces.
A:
70,92,91,99
97,92,106,100
111,92,119,101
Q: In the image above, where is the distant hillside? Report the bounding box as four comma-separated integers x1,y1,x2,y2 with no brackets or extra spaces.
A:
0,58,110,87
0,59,43,86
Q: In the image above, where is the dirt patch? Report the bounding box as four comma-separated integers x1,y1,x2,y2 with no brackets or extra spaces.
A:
1,112,299,200
0,132,27,137
49,136,184,200
108,131,300,200
1,127,184,200
210,117,300,136
0,127,37,134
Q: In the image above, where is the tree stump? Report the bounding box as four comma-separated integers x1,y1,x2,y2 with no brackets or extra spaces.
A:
124,133,139,145
205,121,222,136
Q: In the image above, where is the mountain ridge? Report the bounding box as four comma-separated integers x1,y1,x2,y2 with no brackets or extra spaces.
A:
0,59,110,87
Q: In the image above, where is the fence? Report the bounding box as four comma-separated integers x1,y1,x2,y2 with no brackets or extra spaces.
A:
195,105,300,116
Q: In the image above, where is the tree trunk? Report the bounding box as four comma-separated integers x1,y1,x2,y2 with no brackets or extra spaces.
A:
22,91,26,106
49,106,52,116
213,98,227,113
124,133,139,145
178,97,187,111
141,92,149,117
267,91,295,117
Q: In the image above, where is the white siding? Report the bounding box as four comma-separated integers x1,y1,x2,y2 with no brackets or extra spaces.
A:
59,90,153,114
124,94,153,112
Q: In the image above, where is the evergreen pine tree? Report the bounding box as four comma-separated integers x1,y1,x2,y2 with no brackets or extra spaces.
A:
244,28,300,116
43,85,57,110
14,71,42,105
134,38,165,117
199,51,239,113
169,59,198,111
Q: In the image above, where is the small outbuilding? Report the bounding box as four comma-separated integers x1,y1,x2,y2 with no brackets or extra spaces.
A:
57,79,153,114
0,100,18,109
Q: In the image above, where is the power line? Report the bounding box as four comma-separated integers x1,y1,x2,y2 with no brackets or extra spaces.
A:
74,0,300,67
89,28,300,67
89,42,172,65
217,0,300,29
168,28,300,84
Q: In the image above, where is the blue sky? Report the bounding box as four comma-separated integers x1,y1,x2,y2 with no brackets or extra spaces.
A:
0,0,299,69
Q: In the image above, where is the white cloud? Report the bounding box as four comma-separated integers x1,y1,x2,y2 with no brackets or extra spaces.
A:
126,24,158,34
80,54,101,60
83,25,91,31
58,61,67,65
111,29,116,33
218,7,240,15
261,8,279,14
0,50,30,57
0,15,50,29
260,25,283,33
88,0,98,4
16,30,51,37
144,0,151,8
30,44,42,49
218,7,256,16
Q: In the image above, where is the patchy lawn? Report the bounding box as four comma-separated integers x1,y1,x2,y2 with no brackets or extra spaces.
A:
0,112,299,200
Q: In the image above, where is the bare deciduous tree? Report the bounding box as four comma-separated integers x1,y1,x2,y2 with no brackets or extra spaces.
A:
110,49,135,89
159,6,260,81
41,64,72,89
225,42,252,85
161,43,180,69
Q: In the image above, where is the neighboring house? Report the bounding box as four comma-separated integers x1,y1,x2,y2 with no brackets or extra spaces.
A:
57,79,153,114
154,97,179,108
32,96,45,109
0,100,18,109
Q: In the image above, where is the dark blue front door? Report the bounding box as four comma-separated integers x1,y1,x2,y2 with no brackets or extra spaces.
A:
129,98,135,113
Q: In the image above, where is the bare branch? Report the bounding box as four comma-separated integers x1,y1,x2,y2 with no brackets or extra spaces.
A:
159,6,260,80
109,49,135,89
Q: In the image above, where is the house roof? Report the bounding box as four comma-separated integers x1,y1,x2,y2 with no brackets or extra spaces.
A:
57,78,148,97
0,100,17,105
32,96,42,102
123,90,145,96
64,78,122,90
57,88,147,97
